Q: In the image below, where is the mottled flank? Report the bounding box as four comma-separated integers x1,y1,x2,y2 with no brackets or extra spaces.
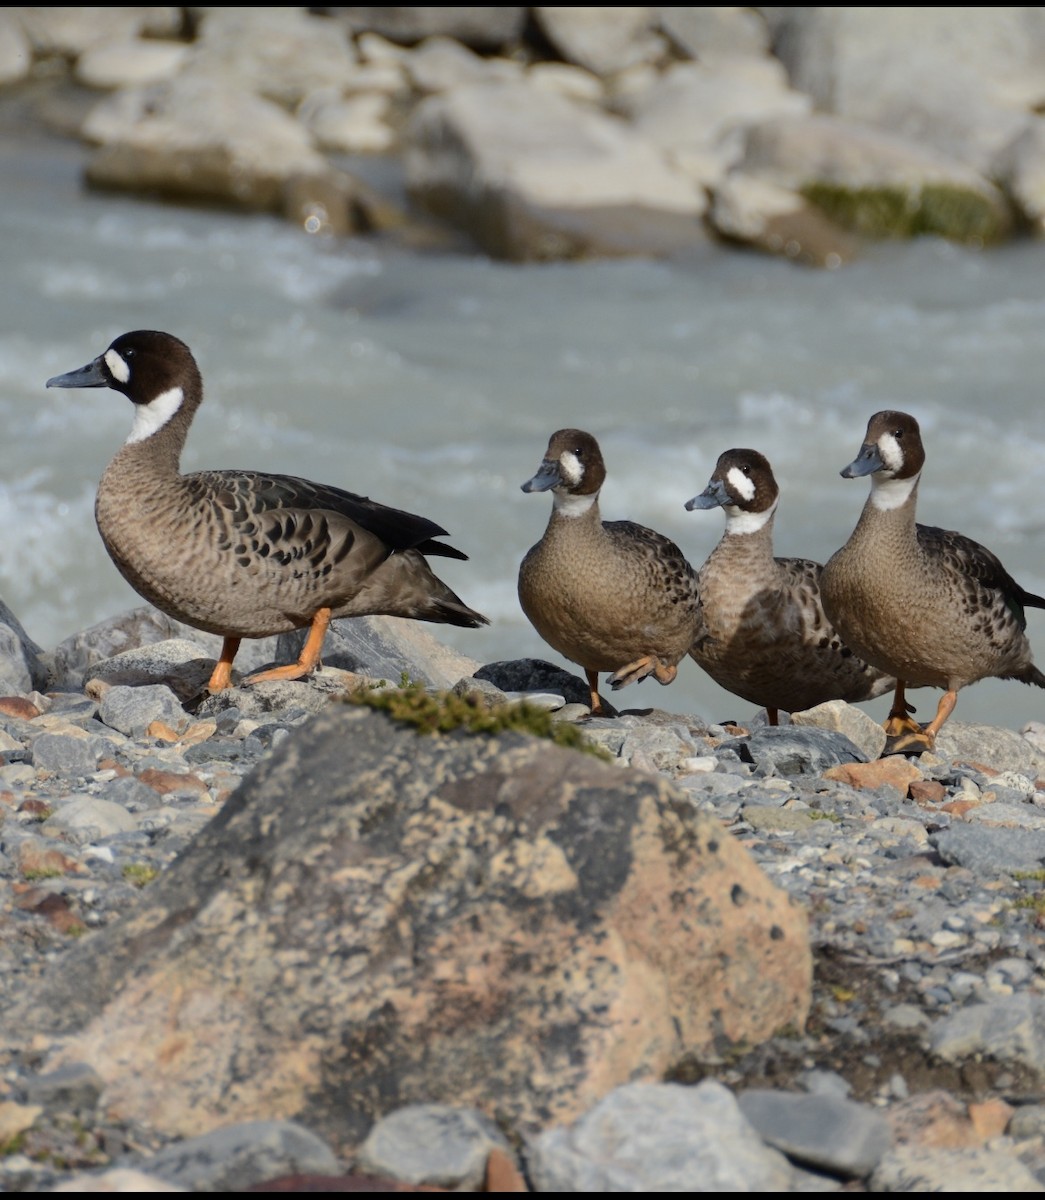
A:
687,449,894,720
22,705,810,1153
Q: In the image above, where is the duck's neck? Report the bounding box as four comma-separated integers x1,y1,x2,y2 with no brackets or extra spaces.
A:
549,488,601,525
111,396,195,478
712,504,777,567
854,473,920,541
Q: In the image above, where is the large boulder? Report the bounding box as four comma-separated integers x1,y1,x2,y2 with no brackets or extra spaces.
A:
404,79,707,260
23,703,810,1154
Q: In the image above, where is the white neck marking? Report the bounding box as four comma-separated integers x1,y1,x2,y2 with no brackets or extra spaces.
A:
552,490,597,518
724,497,776,536
126,386,184,445
869,472,918,512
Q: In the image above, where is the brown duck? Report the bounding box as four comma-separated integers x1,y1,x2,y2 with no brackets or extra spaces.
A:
820,409,1045,753
46,330,488,692
686,448,894,725
518,428,702,716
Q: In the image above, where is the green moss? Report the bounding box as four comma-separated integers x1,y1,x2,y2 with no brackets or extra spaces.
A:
122,863,158,887
1013,870,1045,882
22,867,62,881
802,181,1010,243
345,682,612,761
807,809,841,823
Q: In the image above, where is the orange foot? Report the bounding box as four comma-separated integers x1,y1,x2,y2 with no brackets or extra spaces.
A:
245,607,332,688
884,727,935,757
609,656,677,690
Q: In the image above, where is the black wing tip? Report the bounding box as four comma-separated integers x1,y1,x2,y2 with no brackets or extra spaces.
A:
419,539,470,562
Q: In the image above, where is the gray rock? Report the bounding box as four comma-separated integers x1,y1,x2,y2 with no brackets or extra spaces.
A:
139,1120,339,1192
30,733,104,778
15,8,180,57
930,994,1045,1073
716,727,865,777
871,1144,1044,1192
475,659,591,708
334,7,526,50
790,700,888,763
529,1080,794,1191
98,684,189,739
100,775,164,812
931,824,1045,875
737,1088,891,1179
0,598,47,695
24,1063,104,1113
357,1104,511,1190
404,80,708,262
532,7,664,76
42,797,138,842
658,7,770,62
934,721,1040,775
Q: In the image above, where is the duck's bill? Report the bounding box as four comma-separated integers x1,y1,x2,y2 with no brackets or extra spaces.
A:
46,357,108,389
841,443,885,478
685,479,728,511
521,460,560,493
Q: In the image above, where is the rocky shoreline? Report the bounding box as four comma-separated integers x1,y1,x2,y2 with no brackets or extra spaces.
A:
3,601,1045,1190
2,8,1045,266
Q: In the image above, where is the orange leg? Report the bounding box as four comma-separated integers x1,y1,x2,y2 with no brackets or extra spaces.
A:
207,636,241,693
920,689,958,747
609,655,677,690
245,608,332,686
586,669,606,716
883,681,920,739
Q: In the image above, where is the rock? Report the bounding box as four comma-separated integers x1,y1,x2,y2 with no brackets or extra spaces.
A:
357,1104,512,1190
715,726,866,777
871,1144,1044,1192
0,598,48,696
529,1080,794,1190
14,8,181,58
930,994,1045,1076
98,684,189,739
767,8,1043,175
50,1168,185,1192
822,758,923,796
532,8,665,77
75,37,189,90
474,659,592,708
0,10,31,87
42,796,138,842
30,733,105,778
333,8,527,50
790,699,888,762
188,9,358,108
728,113,1012,245
140,1120,341,1192
996,120,1045,233
657,8,771,63
403,35,522,94
934,721,1041,776
404,80,707,261
930,825,1045,875
21,705,810,1153
23,1063,104,1112
737,1088,892,1179
82,75,333,213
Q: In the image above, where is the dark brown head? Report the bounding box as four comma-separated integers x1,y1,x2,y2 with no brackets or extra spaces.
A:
46,330,203,445
841,410,926,481
521,428,607,498
686,448,779,516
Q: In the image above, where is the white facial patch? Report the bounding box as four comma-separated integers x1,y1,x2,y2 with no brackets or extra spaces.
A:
558,450,583,488
726,466,756,502
552,490,596,518
105,348,130,384
724,496,777,536
877,432,904,474
869,472,918,512
126,386,184,445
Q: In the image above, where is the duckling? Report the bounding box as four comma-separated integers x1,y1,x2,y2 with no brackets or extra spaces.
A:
820,409,1045,753
685,448,894,726
46,330,488,692
518,428,701,716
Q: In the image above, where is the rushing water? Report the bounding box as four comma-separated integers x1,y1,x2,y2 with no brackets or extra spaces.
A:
3,129,1045,732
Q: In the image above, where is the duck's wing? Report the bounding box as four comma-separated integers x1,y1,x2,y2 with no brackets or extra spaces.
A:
188,469,469,561
917,523,1045,627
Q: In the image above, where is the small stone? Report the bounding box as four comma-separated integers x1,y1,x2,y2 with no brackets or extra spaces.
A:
358,1104,512,1190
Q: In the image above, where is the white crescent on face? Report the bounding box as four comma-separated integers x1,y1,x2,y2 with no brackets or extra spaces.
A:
726,466,756,502
105,348,130,384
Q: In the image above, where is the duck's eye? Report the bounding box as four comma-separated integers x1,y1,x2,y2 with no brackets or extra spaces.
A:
892,428,903,439
741,465,751,474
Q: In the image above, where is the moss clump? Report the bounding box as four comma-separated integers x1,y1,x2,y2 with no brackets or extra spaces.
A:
122,863,158,887
802,181,1010,244
346,682,612,761
22,867,62,882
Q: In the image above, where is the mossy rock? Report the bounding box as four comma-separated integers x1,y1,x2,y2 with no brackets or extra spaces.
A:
344,682,612,761
802,181,1012,244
